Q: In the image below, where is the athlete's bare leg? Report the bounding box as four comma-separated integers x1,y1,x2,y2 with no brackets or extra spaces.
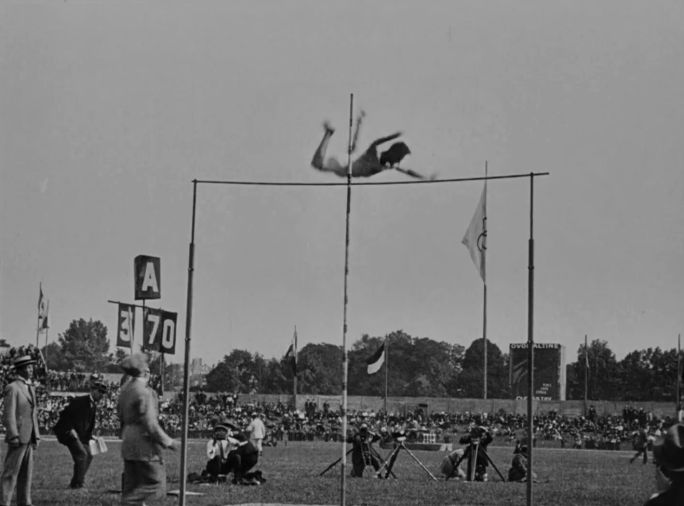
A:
311,122,337,171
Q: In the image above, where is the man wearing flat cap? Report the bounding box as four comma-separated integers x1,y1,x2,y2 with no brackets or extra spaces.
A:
204,418,240,480
117,354,178,506
645,423,684,505
53,378,108,489
0,355,40,506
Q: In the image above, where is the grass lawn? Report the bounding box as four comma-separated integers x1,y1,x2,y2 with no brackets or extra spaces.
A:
23,439,655,505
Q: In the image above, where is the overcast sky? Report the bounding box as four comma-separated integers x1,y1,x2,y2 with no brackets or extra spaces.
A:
1,1,683,367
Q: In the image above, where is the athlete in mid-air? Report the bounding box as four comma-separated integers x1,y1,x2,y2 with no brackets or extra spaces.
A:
311,111,435,180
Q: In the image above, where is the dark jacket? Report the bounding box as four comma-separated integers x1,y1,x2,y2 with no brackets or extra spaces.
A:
53,395,97,444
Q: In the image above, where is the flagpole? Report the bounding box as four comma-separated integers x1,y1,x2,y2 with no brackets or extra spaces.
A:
340,93,354,506
36,282,42,347
294,326,298,411
483,162,488,400
384,337,388,414
526,173,535,506
44,301,50,367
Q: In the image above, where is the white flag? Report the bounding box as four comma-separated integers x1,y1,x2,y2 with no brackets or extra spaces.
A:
462,186,486,282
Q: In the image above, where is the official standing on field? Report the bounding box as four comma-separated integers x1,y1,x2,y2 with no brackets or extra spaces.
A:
0,355,40,506
118,354,178,506
53,378,108,489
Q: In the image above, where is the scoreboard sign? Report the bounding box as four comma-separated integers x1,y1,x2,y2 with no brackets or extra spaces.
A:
509,343,566,401
116,303,136,348
142,308,178,355
135,255,161,300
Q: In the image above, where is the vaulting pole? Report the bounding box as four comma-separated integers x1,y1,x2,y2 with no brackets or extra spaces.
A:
483,162,488,399
340,93,354,506
526,173,535,506
178,179,198,506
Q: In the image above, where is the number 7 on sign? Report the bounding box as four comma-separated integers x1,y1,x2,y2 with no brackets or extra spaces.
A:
144,308,162,351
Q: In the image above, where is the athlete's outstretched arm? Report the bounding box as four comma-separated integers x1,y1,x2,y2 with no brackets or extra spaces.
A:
369,132,402,149
350,110,365,154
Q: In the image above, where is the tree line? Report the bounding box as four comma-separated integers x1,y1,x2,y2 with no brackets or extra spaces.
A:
35,319,683,402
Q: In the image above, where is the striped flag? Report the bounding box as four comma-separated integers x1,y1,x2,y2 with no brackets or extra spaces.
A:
366,342,386,375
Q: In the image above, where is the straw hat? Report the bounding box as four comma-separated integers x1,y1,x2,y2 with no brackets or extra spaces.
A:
654,424,684,472
13,355,36,369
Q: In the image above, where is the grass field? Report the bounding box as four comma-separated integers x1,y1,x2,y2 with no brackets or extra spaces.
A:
22,439,656,505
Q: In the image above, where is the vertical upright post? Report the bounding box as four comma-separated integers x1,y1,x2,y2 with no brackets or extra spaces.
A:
179,179,198,506
584,335,588,409
340,93,354,506
384,337,389,414
677,334,681,417
160,353,165,397
483,163,488,400
36,282,42,347
526,173,535,506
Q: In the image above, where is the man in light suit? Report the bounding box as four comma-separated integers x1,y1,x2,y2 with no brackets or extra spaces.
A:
0,355,40,506
118,354,178,506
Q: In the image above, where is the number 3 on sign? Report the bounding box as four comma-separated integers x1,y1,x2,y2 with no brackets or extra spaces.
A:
117,304,135,349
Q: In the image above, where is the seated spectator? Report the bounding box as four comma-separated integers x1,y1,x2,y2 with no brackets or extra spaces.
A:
508,443,537,483
203,419,240,481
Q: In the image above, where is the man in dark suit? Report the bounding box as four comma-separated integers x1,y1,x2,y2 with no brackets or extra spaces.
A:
0,355,40,506
53,379,108,489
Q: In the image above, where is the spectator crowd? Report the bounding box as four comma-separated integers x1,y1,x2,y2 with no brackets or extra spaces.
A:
0,345,677,452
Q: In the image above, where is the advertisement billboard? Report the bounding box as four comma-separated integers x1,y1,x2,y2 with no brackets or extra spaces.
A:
509,343,566,400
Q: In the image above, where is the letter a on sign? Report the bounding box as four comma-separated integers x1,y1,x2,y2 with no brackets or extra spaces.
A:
135,255,161,300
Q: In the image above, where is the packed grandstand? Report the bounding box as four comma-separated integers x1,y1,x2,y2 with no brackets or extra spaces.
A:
0,343,671,452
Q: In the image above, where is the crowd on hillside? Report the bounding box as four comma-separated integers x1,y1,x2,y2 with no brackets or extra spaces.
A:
0,346,677,451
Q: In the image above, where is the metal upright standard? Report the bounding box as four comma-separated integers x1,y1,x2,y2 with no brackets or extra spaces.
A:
526,174,535,506
180,149,548,506
340,93,354,506
178,180,198,506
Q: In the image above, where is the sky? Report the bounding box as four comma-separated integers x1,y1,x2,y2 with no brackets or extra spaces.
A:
1,1,683,368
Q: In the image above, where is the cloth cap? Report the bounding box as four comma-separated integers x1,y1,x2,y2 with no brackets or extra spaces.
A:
91,380,108,393
214,418,238,431
120,353,149,377
13,355,36,369
654,424,684,472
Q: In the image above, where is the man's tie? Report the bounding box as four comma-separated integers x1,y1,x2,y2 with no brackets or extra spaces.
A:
219,441,225,461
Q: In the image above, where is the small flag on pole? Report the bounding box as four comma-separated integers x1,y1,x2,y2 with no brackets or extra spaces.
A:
38,285,48,319
40,301,50,330
366,342,386,375
462,186,487,282
285,328,297,375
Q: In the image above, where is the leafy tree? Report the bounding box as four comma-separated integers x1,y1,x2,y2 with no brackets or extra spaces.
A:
56,319,112,372
41,342,66,371
567,339,619,400
296,343,343,395
458,338,509,398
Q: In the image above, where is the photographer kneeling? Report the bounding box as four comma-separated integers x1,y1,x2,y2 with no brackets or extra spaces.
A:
458,426,493,482
348,423,381,478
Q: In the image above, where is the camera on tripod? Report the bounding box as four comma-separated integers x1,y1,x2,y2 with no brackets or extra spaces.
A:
447,425,506,482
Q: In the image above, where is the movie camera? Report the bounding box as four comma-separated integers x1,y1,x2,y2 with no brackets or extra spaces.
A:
446,426,506,482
